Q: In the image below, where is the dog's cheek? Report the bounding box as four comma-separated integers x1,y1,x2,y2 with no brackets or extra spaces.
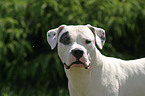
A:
87,44,96,59
58,44,65,62
58,43,69,63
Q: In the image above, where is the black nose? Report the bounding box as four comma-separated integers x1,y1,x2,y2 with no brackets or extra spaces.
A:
71,49,84,60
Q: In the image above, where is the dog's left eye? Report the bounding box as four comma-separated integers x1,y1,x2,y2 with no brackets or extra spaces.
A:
85,40,91,44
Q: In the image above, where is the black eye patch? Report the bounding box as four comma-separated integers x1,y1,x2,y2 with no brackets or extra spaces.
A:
59,32,71,45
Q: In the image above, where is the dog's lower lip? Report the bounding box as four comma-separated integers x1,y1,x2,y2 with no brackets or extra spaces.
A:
63,63,70,69
63,61,90,69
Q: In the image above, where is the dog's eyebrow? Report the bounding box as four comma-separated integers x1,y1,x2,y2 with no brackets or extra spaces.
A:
60,31,69,37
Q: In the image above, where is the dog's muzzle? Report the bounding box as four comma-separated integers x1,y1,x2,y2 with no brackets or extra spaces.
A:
63,49,90,69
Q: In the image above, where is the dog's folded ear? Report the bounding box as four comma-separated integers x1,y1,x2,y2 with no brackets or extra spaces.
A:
47,25,66,50
87,24,106,49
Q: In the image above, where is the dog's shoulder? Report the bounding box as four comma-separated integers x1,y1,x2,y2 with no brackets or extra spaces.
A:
102,56,145,78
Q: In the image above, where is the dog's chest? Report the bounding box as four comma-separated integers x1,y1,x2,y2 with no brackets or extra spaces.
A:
66,67,105,96
66,68,92,94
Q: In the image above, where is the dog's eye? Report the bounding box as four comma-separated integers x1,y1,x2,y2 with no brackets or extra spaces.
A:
85,40,91,44
59,32,71,45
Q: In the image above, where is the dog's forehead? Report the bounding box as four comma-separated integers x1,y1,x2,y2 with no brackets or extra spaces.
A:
59,25,94,39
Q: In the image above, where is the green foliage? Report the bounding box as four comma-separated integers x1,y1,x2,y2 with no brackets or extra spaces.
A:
0,0,145,95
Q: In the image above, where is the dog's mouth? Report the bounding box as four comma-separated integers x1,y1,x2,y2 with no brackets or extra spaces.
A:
63,61,90,69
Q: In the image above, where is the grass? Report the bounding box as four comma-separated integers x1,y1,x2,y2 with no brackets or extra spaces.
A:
0,86,69,96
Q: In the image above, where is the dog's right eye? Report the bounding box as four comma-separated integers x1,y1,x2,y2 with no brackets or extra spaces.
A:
85,39,91,44
59,32,71,45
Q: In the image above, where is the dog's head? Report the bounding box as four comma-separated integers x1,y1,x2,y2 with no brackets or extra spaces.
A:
47,25,105,69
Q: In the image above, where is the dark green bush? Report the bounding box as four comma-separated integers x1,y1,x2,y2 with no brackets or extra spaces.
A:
0,0,145,95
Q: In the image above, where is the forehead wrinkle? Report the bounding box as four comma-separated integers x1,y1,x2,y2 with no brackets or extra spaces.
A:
77,27,94,41
65,27,77,41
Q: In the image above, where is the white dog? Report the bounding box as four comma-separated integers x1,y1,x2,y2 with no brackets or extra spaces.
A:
47,25,145,96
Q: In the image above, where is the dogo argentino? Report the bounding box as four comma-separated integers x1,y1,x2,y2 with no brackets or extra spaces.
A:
47,24,145,96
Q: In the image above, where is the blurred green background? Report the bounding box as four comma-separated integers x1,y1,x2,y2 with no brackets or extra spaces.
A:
0,0,145,96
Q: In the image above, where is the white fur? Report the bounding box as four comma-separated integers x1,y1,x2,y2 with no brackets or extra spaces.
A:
65,50,145,96
47,25,145,96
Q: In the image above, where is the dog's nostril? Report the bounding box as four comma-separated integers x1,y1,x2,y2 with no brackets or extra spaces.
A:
71,49,84,60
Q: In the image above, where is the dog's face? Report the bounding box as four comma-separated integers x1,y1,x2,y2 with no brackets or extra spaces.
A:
47,25,105,69
58,25,95,69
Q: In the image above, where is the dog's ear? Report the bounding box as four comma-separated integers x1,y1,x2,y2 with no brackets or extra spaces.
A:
47,25,66,50
87,24,106,49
